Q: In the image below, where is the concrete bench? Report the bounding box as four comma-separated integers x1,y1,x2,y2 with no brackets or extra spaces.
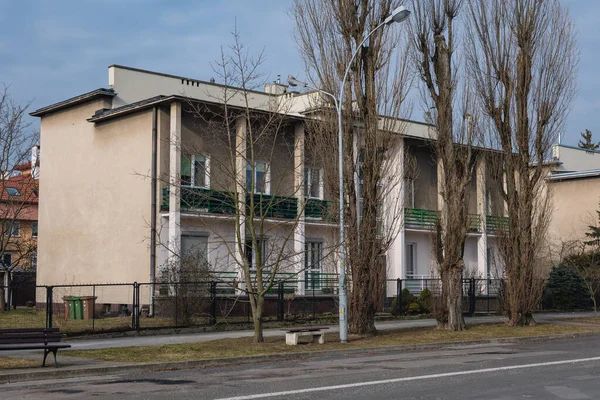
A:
285,327,329,345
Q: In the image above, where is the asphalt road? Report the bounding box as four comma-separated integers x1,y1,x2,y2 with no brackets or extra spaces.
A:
3,335,600,399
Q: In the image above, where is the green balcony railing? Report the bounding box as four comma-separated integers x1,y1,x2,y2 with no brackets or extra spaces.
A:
404,208,438,229
246,193,298,220
161,187,236,214
305,198,329,220
305,271,338,293
486,215,509,234
468,214,482,232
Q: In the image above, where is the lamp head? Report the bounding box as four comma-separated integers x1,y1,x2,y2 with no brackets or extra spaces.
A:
385,5,411,25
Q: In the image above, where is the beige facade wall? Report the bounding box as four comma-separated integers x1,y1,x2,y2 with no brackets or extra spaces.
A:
37,99,153,286
548,176,600,253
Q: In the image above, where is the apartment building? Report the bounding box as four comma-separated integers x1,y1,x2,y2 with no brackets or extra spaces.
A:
1,151,39,307
31,65,505,303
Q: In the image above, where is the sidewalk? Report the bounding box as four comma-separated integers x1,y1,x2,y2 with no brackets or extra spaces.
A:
1,312,597,385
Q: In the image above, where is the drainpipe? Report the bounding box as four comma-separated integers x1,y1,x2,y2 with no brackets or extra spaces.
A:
149,106,158,316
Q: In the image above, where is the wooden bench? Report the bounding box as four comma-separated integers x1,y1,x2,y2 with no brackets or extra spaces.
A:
0,328,71,367
285,327,329,345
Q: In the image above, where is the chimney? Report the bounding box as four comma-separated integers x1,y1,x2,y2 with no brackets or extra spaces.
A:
31,145,40,179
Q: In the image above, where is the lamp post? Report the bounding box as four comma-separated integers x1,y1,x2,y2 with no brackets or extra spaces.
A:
289,5,410,343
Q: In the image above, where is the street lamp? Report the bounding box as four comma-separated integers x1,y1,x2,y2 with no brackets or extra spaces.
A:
289,5,410,343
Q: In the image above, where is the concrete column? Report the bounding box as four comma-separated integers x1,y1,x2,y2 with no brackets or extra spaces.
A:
168,102,181,268
398,137,406,282
388,137,405,296
293,123,305,295
234,116,247,283
476,157,488,280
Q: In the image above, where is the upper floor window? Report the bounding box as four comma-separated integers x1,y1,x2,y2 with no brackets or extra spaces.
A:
31,252,37,270
5,187,20,196
3,221,20,237
181,154,210,188
32,222,38,238
2,253,12,268
304,168,323,199
246,162,270,194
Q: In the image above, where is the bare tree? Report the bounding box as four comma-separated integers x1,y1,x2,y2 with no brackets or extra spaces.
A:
291,0,412,335
466,0,578,325
409,0,479,331
0,86,38,311
153,31,336,342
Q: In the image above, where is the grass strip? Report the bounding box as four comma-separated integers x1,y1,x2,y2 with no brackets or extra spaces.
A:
66,323,600,364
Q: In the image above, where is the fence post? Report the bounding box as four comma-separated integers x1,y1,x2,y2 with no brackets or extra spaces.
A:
277,281,284,322
131,282,138,330
210,281,217,325
396,279,402,314
136,282,140,329
469,278,476,316
45,286,53,329
174,283,179,327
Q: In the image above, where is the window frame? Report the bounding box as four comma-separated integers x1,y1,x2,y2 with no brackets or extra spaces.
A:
181,154,211,189
246,161,271,195
180,232,210,270
31,222,38,238
245,237,268,270
304,167,324,199
405,242,416,278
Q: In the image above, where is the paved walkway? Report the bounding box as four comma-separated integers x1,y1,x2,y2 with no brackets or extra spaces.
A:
1,312,597,384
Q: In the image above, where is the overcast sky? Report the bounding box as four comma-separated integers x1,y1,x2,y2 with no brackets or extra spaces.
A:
0,0,598,146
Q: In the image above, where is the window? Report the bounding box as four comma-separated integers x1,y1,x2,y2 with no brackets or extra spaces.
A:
181,234,209,271
31,252,37,270
31,222,38,238
246,162,270,194
5,187,20,196
405,243,416,278
305,241,323,290
2,253,12,268
4,221,20,237
304,168,323,199
181,154,210,188
245,237,268,269
305,241,323,271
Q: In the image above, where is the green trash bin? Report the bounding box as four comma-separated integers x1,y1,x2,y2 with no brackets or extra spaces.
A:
65,296,83,320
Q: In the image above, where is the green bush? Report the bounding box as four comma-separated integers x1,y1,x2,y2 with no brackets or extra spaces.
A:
390,288,416,316
407,301,422,315
543,264,592,311
417,288,433,314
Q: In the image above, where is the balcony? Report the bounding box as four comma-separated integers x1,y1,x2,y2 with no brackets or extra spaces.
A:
404,208,438,229
161,187,236,214
305,198,330,220
468,214,482,232
404,208,483,233
486,215,509,234
246,193,298,220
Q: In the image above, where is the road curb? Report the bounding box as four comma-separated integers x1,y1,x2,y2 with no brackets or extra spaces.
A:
3,330,600,385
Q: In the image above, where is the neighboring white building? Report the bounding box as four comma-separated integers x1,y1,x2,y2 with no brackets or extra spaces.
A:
31,65,505,304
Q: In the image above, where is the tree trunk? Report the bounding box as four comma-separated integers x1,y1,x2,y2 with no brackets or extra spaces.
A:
507,311,535,327
349,264,376,335
440,267,465,331
0,285,5,312
251,294,264,343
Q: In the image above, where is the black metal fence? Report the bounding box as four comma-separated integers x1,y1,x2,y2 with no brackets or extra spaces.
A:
0,278,505,335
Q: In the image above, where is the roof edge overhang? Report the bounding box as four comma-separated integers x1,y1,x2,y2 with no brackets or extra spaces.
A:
30,88,116,117
87,94,306,123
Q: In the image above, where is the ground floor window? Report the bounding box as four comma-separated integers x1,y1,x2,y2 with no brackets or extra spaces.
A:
245,237,268,270
180,234,209,278
305,240,323,290
405,243,416,278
